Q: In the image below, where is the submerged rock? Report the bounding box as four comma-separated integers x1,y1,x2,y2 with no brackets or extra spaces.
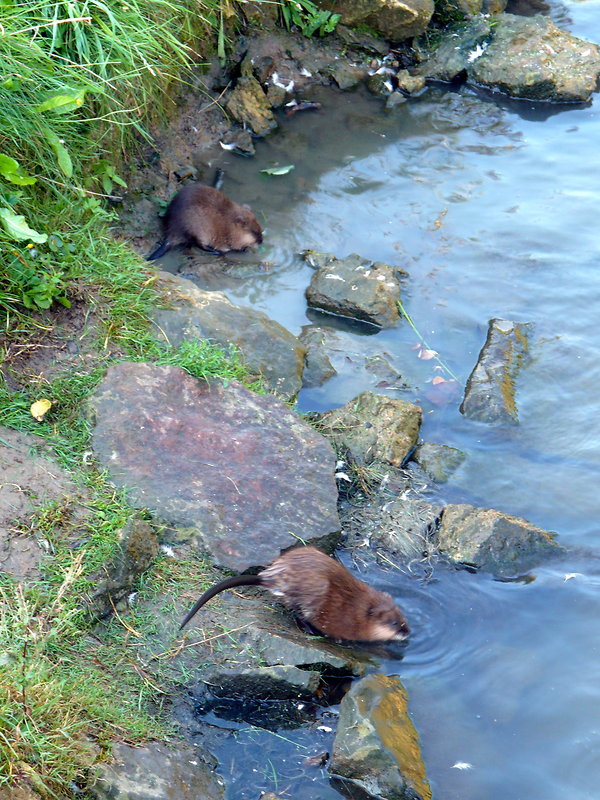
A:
155,272,305,401
438,503,564,577
299,325,409,391
91,741,225,800
460,318,532,424
329,673,431,800
419,14,600,103
413,442,467,483
89,362,340,571
317,0,434,41
305,252,405,328
316,391,422,467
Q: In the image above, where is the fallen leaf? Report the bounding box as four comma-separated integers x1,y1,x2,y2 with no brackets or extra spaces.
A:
30,398,52,421
418,347,438,360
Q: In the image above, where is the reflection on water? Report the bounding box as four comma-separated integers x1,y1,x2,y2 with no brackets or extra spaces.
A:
184,2,600,797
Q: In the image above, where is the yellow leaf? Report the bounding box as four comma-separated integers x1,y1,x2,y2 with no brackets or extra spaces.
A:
30,398,52,421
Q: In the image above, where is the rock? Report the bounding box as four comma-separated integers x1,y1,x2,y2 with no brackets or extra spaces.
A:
316,0,434,41
84,518,159,618
435,0,507,16
204,664,321,700
155,272,305,401
90,741,225,800
305,252,404,328
328,62,368,89
335,24,391,56
0,426,87,581
238,616,366,675
417,16,492,82
329,673,431,800
226,74,278,136
219,128,256,156
89,362,340,572
367,71,394,96
469,14,600,102
413,442,466,483
460,318,532,424
300,324,409,391
316,392,422,467
299,326,337,387
438,503,564,577
396,69,426,94
386,91,409,108
419,14,600,103
342,496,442,562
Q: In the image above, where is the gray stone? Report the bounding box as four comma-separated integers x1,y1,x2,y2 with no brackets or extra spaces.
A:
438,503,564,577
89,362,340,571
460,318,532,425
239,616,366,675
205,664,321,700
299,326,337,387
413,442,466,483
155,271,305,401
328,62,368,89
90,741,224,800
469,14,600,103
317,391,422,467
84,518,159,618
329,673,431,800
316,0,434,41
219,128,256,156
419,14,600,103
305,252,404,328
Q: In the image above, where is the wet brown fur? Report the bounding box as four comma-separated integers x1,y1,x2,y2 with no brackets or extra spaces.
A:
179,546,410,643
147,184,262,260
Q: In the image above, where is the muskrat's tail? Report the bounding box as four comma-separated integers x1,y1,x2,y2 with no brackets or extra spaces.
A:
179,574,262,630
146,240,170,261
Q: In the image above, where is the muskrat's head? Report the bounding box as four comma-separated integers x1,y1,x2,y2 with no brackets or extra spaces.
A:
232,206,263,249
364,592,410,642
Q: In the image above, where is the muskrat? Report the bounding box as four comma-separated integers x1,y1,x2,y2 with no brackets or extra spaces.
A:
179,546,410,643
146,183,263,261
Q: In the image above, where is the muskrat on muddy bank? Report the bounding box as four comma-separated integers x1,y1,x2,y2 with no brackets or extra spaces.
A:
146,183,263,260
180,546,410,643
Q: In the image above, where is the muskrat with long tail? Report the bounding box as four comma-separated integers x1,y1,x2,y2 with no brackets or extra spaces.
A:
146,175,262,261
179,546,410,643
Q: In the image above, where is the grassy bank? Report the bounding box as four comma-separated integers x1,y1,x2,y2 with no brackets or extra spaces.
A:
0,1,259,795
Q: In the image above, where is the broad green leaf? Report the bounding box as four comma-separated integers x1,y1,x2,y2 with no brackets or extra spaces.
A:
34,90,86,113
260,165,295,176
0,153,36,185
43,129,73,178
0,207,48,243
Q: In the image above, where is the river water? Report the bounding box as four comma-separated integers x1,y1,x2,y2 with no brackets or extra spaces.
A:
180,3,600,798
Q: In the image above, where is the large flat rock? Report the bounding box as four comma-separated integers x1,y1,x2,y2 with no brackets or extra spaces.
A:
89,362,340,570
155,272,305,401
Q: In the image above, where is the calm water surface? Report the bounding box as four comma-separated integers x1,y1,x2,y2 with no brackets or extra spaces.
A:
184,3,600,797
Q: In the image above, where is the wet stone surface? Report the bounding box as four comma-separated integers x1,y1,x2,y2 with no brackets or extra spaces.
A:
438,503,564,577
460,318,532,425
315,391,422,468
330,673,432,800
155,271,306,401
90,741,225,800
305,251,405,329
89,362,340,571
